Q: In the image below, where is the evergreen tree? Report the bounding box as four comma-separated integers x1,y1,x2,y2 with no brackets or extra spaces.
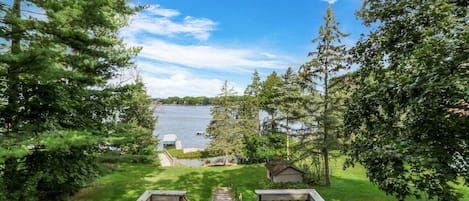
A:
239,71,263,162
242,70,262,134
272,67,304,160
345,1,468,200
206,81,244,165
0,1,147,200
299,6,349,186
260,71,282,133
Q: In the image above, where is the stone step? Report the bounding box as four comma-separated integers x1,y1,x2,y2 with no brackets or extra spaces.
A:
212,187,234,201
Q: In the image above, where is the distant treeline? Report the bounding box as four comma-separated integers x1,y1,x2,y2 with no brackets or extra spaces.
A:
155,96,243,105
156,96,212,105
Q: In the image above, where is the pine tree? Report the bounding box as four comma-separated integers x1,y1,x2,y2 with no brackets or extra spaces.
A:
241,70,262,135
206,81,244,165
272,67,304,160
0,1,145,200
299,6,349,186
260,71,282,133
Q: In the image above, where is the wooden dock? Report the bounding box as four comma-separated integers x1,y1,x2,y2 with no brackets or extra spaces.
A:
212,187,234,201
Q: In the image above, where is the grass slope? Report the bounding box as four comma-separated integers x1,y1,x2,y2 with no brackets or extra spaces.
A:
69,164,264,201
70,159,469,201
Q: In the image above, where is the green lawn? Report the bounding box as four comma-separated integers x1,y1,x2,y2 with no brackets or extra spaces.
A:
69,160,469,201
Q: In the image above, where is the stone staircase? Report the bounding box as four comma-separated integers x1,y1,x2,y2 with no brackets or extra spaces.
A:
212,187,234,201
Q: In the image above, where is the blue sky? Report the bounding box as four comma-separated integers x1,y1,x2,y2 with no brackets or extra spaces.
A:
120,0,367,98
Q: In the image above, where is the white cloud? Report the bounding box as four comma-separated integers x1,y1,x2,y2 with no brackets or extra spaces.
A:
138,61,190,76
117,4,295,97
146,5,180,18
121,4,216,41
321,0,338,4
136,39,288,72
262,52,277,59
140,70,243,98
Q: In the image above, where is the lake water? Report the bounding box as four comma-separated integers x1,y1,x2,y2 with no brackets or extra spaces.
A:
153,105,211,150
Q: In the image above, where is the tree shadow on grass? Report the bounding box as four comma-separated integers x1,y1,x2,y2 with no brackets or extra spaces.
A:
316,176,428,201
69,164,166,201
143,165,265,201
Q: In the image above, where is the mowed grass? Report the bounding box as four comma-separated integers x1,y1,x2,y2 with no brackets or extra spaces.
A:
69,159,469,201
69,164,264,201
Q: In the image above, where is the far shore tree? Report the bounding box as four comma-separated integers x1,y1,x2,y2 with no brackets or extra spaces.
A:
299,6,349,187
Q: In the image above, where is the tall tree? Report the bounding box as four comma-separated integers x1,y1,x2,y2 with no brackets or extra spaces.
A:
299,6,349,186
345,1,468,200
241,70,262,134
0,1,145,200
239,71,264,162
206,81,244,165
260,71,282,133
272,67,304,160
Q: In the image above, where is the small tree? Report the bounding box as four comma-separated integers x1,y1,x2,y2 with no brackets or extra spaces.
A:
206,81,244,165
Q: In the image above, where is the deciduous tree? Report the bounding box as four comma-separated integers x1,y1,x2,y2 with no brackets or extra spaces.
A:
345,1,469,200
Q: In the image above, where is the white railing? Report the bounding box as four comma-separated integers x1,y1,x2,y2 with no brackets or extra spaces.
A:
136,190,188,201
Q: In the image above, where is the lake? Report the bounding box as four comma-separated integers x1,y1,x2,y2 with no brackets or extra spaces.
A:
153,105,211,150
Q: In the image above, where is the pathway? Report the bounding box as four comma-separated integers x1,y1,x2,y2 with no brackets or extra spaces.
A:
158,153,171,167
212,187,234,201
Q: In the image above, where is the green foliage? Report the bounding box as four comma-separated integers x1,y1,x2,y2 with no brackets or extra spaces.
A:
345,1,469,200
259,71,283,132
271,67,307,160
158,96,212,105
97,154,154,164
0,1,156,200
167,150,220,159
2,146,99,201
241,133,287,164
239,70,262,135
206,81,244,164
297,6,349,187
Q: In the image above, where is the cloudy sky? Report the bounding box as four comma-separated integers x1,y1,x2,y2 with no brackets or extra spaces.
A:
120,0,366,98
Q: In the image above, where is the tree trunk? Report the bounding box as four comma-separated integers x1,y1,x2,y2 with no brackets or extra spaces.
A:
286,116,289,160
271,113,275,132
323,147,331,186
6,0,22,133
323,49,331,187
258,109,262,135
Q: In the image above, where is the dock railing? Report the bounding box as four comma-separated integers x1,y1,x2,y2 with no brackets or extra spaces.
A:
255,189,324,201
163,149,175,166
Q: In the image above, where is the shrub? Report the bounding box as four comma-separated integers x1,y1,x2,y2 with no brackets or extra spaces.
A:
98,154,154,164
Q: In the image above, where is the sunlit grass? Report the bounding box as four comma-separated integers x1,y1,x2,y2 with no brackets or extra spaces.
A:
69,160,469,201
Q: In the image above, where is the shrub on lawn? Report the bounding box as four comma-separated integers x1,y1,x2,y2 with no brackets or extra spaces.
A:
98,154,154,164
175,150,220,159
